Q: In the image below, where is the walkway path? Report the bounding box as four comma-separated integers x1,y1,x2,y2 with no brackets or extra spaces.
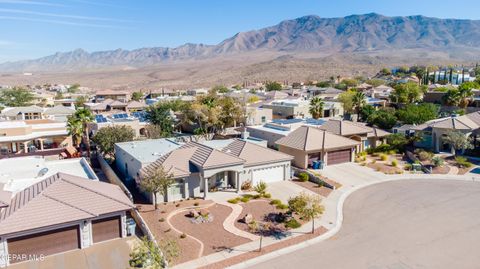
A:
447,165,459,175
218,201,259,241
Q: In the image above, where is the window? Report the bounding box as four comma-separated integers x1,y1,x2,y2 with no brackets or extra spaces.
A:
261,116,266,123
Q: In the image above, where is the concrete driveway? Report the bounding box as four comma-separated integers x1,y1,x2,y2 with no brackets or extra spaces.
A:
8,237,137,269
248,179,480,269
318,162,386,187
267,180,317,203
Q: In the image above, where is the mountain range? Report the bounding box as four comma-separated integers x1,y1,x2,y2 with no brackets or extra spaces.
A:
1,13,480,88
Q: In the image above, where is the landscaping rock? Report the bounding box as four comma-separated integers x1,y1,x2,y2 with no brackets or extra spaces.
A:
241,213,254,224
188,210,199,218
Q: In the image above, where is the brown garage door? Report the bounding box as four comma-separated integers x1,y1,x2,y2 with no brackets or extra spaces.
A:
8,226,80,264
327,149,351,165
92,216,121,243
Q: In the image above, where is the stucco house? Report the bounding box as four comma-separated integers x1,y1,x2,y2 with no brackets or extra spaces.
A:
137,139,293,203
276,126,360,169
412,112,480,153
318,119,390,152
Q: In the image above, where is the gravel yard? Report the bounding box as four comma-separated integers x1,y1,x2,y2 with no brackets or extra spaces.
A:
170,203,251,255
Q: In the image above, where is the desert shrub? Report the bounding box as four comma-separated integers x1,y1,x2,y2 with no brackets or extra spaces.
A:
371,159,377,164
254,181,267,195
227,198,239,204
180,233,187,239
241,180,252,191
455,156,473,168
391,159,398,167
263,193,271,198
380,154,388,161
270,199,281,205
367,144,391,154
431,156,445,167
298,172,309,182
253,194,262,199
276,203,289,210
317,181,324,188
240,196,251,203
175,204,180,207
159,218,165,222
193,202,199,206
417,150,433,161
284,218,301,229
404,163,412,171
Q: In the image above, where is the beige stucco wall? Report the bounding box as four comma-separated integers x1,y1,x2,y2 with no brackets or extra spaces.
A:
278,145,308,169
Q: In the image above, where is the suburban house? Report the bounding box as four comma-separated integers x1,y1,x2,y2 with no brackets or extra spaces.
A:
260,98,343,120
368,85,394,100
0,105,75,122
94,89,129,103
0,156,98,193
89,112,149,138
115,139,183,182
246,106,273,126
246,118,326,147
357,83,373,92
412,112,480,152
318,119,390,152
0,172,134,267
0,119,72,158
0,156,133,267
307,87,343,100
85,99,148,114
276,126,360,169
137,139,293,202
264,90,289,100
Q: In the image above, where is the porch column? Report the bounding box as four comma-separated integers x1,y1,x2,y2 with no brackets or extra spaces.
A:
39,139,44,150
235,172,240,193
23,141,29,153
203,175,208,199
183,178,188,198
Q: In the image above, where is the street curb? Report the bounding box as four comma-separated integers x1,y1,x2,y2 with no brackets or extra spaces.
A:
227,174,480,269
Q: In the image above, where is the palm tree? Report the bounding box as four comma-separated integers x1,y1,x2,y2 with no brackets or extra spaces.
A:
67,116,83,147
458,87,474,109
309,96,325,119
70,108,94,156
442,89,460,107
352,91,366,118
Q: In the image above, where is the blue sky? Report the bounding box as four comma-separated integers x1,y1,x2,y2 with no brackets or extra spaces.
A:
1,0,480,62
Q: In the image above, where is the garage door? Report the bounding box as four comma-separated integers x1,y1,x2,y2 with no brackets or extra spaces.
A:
252,166,284,184
8,226,80,264
327,149,351,165
92,216,121,243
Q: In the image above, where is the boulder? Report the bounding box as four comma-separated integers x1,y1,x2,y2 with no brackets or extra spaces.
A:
188,210,199,218
241,213,254,224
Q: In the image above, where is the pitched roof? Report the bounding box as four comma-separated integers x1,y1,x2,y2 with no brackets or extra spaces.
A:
222,139,293,167
1,105,44,117
319,119,372,136
127,100,147,109
413,115,478,131
265,91,288,99
276,126,360,152
109,100,128,107
140,142,245,178
0,173,133,236
181,142,245,169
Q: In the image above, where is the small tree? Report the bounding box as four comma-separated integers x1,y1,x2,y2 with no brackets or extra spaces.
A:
309,96,324,119
131,91,144,101
0,87,34,107
140,166,175,210
442,131,473,155
92,125,135,157
129,236,166,269
288,193,324,234
265,81,283,92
